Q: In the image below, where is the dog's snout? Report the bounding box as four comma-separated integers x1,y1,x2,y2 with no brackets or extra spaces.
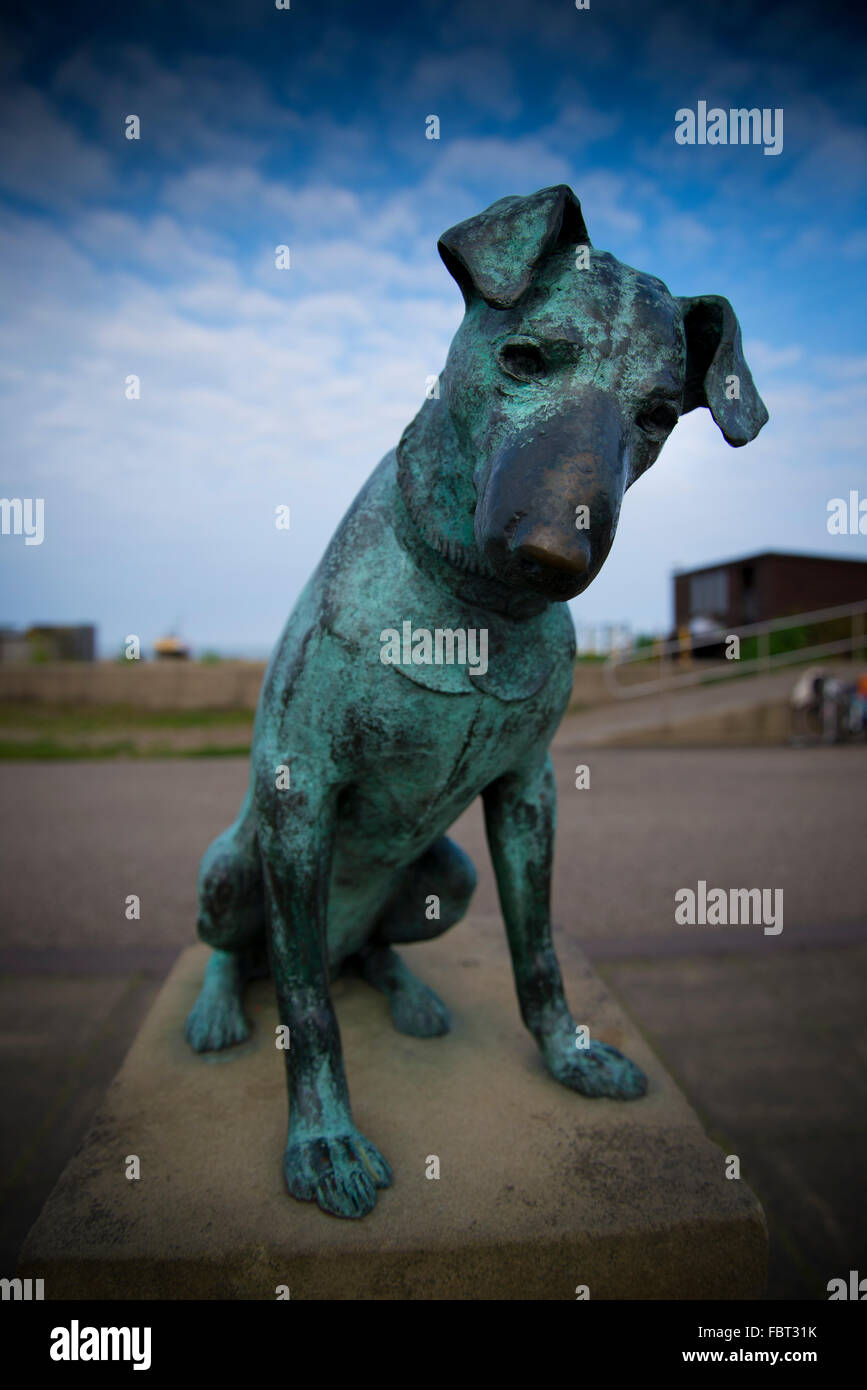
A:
516,531,591,577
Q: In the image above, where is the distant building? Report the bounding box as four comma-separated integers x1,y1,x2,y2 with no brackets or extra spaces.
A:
674,551,867,631
153,635,190,660
0,624,96,663
0,628,30,665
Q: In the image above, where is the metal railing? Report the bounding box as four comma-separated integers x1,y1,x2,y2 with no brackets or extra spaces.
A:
604,599,867,699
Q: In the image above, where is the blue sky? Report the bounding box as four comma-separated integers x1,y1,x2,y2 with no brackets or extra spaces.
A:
1,0,865,655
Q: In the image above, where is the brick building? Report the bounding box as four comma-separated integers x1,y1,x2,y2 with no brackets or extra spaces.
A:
674,551,867,630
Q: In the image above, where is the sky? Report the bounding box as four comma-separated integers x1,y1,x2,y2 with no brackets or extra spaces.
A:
1,0,865,657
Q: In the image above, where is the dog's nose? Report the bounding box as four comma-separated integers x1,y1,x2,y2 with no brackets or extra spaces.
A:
515,529,590,576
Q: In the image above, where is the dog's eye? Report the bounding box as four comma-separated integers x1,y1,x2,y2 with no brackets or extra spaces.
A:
498,341,547,381
637,402,678,436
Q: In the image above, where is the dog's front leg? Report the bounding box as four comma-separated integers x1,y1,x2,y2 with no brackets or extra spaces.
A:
256,773,392,1218
483,755,647,1100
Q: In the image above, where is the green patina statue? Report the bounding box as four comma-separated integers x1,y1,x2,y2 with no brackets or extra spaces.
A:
185,185,768,1219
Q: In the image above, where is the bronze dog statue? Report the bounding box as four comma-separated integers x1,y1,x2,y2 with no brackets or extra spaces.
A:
185,185,768,1218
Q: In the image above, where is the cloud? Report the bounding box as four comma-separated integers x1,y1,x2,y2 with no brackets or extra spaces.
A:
53,43,297,163
656,213,715,257
0,80,112,206
417,135,576,197
160,167,362,236
744,341,805,373
405,49,523,120
841,230,867,260
70,208,234,282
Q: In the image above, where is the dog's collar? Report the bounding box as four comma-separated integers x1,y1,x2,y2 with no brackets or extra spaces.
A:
395,407,550,621
394,468,549,620
395,404,488,573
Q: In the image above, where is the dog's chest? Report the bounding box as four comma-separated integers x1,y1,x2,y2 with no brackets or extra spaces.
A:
341,592,573,836
345,671,565,858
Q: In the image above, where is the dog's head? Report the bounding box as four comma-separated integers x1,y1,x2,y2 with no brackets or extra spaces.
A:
400,185,768,604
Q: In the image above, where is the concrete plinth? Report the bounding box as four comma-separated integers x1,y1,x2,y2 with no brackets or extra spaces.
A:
18,920,767,1299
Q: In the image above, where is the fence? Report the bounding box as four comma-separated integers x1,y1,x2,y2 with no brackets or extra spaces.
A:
605,600,867,699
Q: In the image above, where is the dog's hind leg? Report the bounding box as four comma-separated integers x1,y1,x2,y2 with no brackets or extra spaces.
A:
184,943,268,1052
345,837,477,1038
185,788,268,1053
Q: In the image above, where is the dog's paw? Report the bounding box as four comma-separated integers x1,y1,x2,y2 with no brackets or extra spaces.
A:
389,976,451,1038
184,989,250,1053
284,1131,392,1219
545,1037,648,1100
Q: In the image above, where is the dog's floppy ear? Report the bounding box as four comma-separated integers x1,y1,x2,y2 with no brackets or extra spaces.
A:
438,185,591,310
677,294,769,446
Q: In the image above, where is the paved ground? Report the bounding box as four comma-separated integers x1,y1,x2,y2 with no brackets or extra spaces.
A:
1,738,866,1297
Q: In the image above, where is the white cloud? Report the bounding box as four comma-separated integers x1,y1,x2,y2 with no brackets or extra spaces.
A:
160,166,361,233
657,213,715,257
419,136,576,197
70,208,234,281
744,340,805,373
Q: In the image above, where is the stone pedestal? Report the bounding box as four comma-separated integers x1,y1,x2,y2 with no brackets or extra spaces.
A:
19,921,767,1299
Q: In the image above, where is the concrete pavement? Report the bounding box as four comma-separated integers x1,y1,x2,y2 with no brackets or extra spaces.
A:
1,739,866,1295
